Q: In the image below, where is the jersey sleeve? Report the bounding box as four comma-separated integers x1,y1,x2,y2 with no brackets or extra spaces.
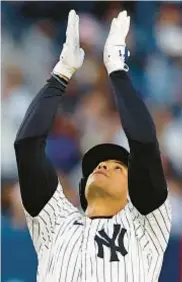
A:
126,195,172,253
24,181,80,254
143,195,172,252
116,194,171,252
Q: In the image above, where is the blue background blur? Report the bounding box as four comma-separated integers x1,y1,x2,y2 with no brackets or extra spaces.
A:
1,1,182,282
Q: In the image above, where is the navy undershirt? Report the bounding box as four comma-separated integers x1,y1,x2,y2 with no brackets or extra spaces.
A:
14,71,167,217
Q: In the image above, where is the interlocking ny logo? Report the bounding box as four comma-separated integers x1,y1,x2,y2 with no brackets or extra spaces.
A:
95,224,128,262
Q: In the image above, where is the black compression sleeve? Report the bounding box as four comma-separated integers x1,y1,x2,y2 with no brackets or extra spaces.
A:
14,75,67,217
110,71,167,215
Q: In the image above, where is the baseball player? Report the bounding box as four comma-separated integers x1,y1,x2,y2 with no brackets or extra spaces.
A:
14,10,171,282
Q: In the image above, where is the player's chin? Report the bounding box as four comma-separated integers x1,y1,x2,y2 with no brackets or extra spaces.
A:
88,174,109,187
86,176,108,194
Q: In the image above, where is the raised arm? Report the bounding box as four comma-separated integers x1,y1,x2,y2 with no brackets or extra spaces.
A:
104,11,167,215
14,10,85,217
14,77,66,217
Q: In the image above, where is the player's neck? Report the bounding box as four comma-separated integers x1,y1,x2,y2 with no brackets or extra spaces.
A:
85,198,128,218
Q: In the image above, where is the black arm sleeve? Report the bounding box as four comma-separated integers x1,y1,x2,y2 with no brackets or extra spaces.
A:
110,71,167,215
14,75,68,217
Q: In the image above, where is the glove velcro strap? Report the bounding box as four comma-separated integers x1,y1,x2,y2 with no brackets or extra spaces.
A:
50,73,68,88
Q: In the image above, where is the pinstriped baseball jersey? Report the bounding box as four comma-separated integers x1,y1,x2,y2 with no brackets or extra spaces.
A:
25,182,171,282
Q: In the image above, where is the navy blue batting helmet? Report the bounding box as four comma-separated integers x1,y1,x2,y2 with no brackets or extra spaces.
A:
79,143,129,211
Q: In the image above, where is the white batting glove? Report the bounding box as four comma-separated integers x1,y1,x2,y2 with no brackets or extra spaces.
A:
104,10,130,74
53,10,85,80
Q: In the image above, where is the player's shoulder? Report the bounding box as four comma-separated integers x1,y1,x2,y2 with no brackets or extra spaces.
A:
125,194,171,218
114,194,171,228
144,194,171,222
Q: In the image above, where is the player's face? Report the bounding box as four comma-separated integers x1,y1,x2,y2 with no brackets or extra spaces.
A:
85,160,128,202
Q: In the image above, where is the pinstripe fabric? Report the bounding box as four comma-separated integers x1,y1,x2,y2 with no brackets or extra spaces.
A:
25,184,171,282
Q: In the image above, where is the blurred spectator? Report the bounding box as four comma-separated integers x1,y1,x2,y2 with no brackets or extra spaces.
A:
155,3,182,57
1,180,26,229
1,65,32,177
144,3,182,106
20,19,57,92
162,116,182,175
79,13,104,52
46,114,81,173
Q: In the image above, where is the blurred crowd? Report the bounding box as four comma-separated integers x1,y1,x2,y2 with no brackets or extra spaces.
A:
1,1,182,241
